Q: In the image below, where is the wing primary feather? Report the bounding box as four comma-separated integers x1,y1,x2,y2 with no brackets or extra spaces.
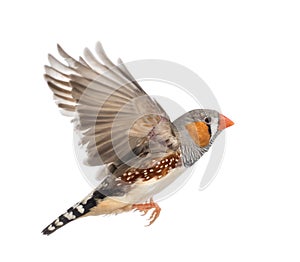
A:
57,44,99,79
84,47,140,95
44,74,71,89
58,103,76,111
94,43,137,84
83,47,109,73
54,93,76,103
95,42,115,68
48,54,76,75
44,65,69,81
79,56,92,68
117,58,143,90
46,81,72,97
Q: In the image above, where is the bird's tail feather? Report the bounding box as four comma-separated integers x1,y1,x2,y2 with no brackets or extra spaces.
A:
42,190,106,235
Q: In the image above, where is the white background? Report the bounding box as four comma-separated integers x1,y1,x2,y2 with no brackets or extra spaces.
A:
1,0,300,261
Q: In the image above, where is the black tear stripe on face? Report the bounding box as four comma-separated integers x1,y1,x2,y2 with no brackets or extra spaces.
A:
207,123,212,136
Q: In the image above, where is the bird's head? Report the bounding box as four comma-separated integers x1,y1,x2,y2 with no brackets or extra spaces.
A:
173,109,234,166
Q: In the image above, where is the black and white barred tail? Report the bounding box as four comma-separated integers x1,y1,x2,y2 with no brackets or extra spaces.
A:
42,190,105,235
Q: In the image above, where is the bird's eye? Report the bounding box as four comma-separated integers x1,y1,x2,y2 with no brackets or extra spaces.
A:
204,117,211,124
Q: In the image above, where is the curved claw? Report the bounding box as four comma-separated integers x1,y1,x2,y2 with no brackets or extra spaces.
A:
132,198,161,226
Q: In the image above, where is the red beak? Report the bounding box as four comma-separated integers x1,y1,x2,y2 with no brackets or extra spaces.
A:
218,114,234,130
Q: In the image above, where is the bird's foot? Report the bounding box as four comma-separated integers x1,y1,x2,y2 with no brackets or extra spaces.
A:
132,198,161,226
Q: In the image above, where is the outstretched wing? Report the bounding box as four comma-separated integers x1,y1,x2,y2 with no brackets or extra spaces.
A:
44,42,179,168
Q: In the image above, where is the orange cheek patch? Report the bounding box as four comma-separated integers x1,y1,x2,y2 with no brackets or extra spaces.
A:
185,122,211,147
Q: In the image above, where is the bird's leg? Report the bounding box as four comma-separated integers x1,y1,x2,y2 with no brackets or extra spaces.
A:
132,198,161,226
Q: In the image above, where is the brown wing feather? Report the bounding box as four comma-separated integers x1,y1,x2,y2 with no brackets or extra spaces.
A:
44,42,179,168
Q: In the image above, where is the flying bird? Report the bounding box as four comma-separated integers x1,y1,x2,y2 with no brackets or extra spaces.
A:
42,42,234,235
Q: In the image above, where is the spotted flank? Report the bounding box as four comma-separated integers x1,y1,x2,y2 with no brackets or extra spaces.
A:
42,190,106,235
121,152,181,184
